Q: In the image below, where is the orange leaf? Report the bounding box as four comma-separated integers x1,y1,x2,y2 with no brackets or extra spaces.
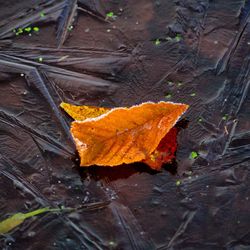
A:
69,101,188,169
60,102,110,120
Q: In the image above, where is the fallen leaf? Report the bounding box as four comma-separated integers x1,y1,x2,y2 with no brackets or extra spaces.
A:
0,207,64,234
64,101,188,170
0,201,111,235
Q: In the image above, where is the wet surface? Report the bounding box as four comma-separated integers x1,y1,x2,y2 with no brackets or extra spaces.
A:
0,0,250,249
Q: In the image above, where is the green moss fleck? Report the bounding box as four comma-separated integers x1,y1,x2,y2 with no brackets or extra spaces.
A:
176,180,181,186
165,93,172,99
33,27,40,32
106,11,117,20
189,151,198,159
24,27,32,32
222,114,229,120
106,12,114,18
175,34,182,42
16,28,24,35
154,39,161,46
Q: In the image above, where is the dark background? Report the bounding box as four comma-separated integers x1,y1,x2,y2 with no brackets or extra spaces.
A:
0,0,249,249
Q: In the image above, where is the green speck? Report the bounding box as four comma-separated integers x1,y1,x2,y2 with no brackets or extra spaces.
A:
175,34,182,42
24,27,32,32
176,180,181,186
33,27,40,32
198,118,203,122
106,12,114,18
15,28,24,35
177,82,183,86
154,39,161,46
68,25,74,31
190,93,196,97
165,93,172,99
38,57,43,62
40,12,45,18
222,114,229,120
167,81,174,86
190,151,198,160
166,36,172,41
13,29,16,33
106,11,117,20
